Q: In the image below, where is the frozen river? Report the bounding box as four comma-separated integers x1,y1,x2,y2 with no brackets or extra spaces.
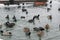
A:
0,0,60,40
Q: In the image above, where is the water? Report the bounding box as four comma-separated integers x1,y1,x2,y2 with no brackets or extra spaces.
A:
0,0,60,40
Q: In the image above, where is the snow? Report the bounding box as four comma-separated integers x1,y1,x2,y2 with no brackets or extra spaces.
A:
0,0,60,40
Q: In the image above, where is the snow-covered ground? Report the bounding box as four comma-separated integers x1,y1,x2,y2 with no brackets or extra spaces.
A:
0,0,60,40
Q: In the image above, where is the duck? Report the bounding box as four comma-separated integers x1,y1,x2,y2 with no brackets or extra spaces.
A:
0,30,12,36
